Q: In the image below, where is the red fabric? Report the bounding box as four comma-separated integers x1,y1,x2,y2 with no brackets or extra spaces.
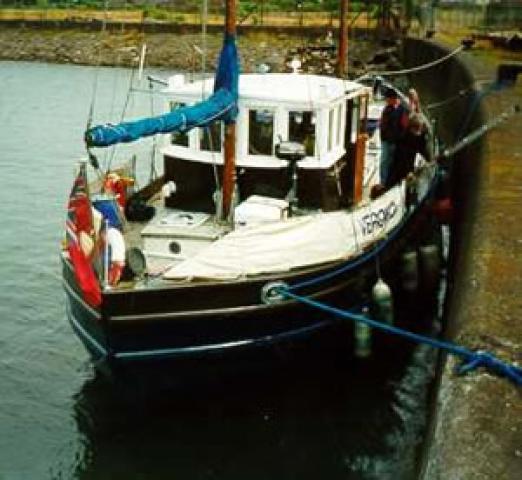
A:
68,242,102,307
66,167,102,308
108,263,124,286
112,180,127,208
70,195,93,234
433,198,453,225
400,109,409,130
104,176,132,208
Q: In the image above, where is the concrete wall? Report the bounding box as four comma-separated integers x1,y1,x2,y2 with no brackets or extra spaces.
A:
403,38,522,480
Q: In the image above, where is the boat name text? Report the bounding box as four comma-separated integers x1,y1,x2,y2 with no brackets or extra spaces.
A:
359,201,398,236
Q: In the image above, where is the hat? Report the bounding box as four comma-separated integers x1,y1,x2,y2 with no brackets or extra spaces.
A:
384,87,398,99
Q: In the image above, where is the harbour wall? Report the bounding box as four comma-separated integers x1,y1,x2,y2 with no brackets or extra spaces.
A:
403,38,522,479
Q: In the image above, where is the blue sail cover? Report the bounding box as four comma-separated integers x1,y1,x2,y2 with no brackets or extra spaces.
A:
85,34,239,148
214,33,239,124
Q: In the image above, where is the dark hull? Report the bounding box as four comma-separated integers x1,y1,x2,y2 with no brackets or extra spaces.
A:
63,194,440,369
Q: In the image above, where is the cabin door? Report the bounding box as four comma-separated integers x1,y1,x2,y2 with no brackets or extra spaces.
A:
344,95,368,204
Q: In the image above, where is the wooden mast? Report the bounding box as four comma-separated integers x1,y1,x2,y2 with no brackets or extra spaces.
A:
337,0,348,78
222,0,237,220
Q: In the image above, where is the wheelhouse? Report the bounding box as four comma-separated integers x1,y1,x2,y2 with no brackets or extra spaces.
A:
161,73,372,213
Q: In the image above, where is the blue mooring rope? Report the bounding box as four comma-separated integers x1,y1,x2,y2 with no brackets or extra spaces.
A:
288,222,401,291
290,166,443,292
277,288,522,386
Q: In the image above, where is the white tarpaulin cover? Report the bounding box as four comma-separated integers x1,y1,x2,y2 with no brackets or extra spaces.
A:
163,183,406,281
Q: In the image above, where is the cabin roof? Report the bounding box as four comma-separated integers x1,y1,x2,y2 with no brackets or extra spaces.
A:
166,73,366,105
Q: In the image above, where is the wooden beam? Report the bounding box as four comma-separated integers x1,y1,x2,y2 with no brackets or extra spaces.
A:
222,123,236,219
222,0,237,220
337,0,348,78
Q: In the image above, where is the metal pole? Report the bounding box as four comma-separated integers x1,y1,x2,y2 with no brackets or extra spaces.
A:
201,0,207,86
441,105,520,159
104,219,110,289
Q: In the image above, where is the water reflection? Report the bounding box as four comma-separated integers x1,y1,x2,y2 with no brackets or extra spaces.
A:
72,334,437,480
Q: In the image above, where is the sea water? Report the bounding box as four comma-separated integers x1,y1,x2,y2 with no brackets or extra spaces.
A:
0,61,438,480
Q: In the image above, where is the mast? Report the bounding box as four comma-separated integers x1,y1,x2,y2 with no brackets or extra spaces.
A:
337,0,348,78
201,0,207,85
222,0,237,221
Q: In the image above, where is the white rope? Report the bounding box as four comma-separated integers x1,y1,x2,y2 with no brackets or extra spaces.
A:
358,45,465,79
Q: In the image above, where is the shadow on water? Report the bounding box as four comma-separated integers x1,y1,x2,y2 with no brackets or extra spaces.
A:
71,307,440,480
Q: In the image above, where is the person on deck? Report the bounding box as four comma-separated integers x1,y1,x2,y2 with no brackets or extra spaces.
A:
379,88,409,187
407,88,421,114
389,113,432,187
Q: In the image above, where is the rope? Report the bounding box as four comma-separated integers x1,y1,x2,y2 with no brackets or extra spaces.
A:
287,224,398,291
85,0,110,179
86,0,110,130
357,45,465,79
101,52,122,171
277,288,522,386
148,76,159,182
285,106,515,292
107,65,137,173
426,88,473,111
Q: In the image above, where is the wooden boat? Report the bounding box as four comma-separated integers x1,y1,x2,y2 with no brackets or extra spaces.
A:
62,1,441,369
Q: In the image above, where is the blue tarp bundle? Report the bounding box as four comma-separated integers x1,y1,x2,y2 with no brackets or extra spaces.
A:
85,34,239,148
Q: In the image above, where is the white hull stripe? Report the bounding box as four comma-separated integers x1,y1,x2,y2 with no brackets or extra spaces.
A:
114,339,254,359
66,302,107,357
66,298,333,362
113,319,333,360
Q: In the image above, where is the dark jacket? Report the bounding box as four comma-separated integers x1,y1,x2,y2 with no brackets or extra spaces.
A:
389,128,431,186
380,103,408,143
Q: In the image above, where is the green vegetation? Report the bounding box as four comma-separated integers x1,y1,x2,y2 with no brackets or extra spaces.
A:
0,1,372,13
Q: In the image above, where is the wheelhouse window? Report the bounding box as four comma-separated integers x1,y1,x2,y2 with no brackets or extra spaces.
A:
336,104,342,146
249,110,274,156
351,98,360,143
359,95,368,134
169,102,189,147
288,111,316,157
200,123,222,152
328,108,335,151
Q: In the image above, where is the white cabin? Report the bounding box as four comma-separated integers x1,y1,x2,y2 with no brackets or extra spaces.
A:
159,73,372,213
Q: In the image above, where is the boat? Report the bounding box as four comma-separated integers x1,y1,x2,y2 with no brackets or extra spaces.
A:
62,1,442,370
